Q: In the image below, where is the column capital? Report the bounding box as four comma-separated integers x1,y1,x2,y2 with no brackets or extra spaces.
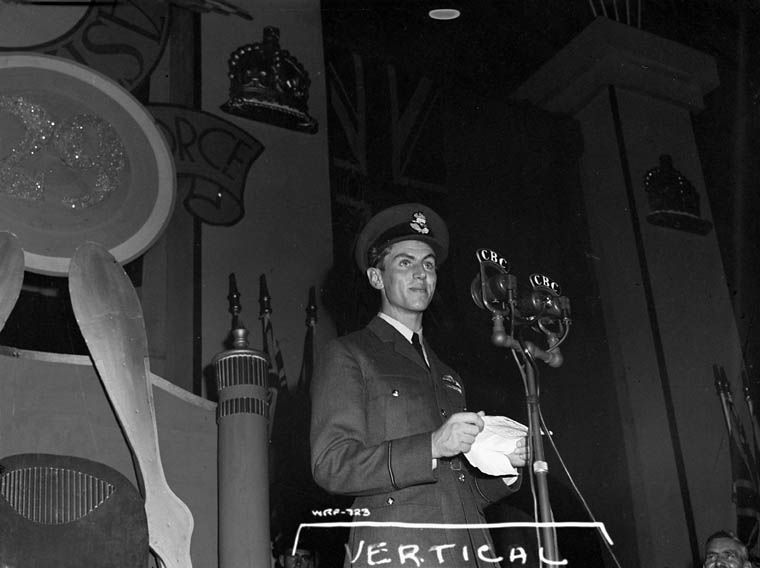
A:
512,17,719,114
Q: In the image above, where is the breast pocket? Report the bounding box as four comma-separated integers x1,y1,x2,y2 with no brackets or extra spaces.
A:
367,375,434,443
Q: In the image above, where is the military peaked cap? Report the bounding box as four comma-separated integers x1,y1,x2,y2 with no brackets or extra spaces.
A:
354,203,449,271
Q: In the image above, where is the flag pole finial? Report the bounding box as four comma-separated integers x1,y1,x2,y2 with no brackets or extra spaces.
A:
306,285,317,326
259,273,272,317
227,272,249,349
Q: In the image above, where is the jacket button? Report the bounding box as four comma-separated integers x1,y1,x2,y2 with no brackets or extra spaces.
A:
387,497,395,505
458,473,466,483
440,409,447,416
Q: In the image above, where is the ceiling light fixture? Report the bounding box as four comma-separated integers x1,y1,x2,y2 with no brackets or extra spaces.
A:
428,8,461,20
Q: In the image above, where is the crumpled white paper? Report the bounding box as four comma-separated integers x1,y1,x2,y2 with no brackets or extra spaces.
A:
464,415,528,476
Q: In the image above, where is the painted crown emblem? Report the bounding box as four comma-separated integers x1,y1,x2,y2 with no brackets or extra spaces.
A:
220,26,318,133
410,212,430,235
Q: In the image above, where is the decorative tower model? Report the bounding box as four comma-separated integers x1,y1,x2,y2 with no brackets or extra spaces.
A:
213,274,271,567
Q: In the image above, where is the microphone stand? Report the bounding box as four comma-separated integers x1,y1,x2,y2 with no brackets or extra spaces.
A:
491,313,562,565
471,254,571,565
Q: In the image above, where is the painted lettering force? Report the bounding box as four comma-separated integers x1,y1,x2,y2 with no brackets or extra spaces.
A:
345,540,568,566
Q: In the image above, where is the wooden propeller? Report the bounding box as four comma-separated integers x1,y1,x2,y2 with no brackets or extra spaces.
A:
0,231,24,334
68,242,194,568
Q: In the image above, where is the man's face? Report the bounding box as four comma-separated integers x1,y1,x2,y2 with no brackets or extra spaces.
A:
368,240,437,321
283,548,315,568
704,537,750,568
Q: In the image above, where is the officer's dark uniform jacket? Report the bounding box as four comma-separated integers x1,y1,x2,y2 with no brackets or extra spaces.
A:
310,315,520,567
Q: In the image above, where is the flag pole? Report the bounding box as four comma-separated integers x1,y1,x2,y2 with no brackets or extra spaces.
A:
297,286,318,393
306,285,317,327
259,274,280,439
259,273,272,354
715,364,734,436
743,369,760,446
719,366,755,473
228,273,242,331
741,368,760,554
722,366,758,472
716,365,760,550
743,369,760,485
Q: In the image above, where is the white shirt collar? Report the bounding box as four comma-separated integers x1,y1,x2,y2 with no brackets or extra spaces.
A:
378,312,422,343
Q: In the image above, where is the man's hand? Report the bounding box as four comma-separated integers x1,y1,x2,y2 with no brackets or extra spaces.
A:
431,411,485,459
508,437,529,467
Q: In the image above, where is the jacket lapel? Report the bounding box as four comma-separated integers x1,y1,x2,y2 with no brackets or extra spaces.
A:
367,316,429,372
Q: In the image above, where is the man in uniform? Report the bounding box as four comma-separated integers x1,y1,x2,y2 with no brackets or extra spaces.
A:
310,203,527,567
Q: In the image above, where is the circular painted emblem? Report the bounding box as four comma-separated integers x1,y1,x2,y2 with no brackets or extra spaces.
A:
0,53,175,275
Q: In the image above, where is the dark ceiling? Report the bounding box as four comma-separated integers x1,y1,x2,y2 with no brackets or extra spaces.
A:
321,0,760,97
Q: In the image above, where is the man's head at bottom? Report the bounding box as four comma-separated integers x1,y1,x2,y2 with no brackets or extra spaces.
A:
704,531,752,568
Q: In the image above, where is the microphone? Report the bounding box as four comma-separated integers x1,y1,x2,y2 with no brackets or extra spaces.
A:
471,248,568,326
470,248,512,311
470,248,571,367
470,272,516,310
515,287,564,323
471,273,565,321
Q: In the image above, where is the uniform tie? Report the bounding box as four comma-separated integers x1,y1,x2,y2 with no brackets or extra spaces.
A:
412,333,429,369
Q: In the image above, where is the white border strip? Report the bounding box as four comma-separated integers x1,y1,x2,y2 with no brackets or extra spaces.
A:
291,521,613,555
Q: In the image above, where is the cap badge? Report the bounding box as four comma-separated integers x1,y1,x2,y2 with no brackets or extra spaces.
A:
410,212,430,235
